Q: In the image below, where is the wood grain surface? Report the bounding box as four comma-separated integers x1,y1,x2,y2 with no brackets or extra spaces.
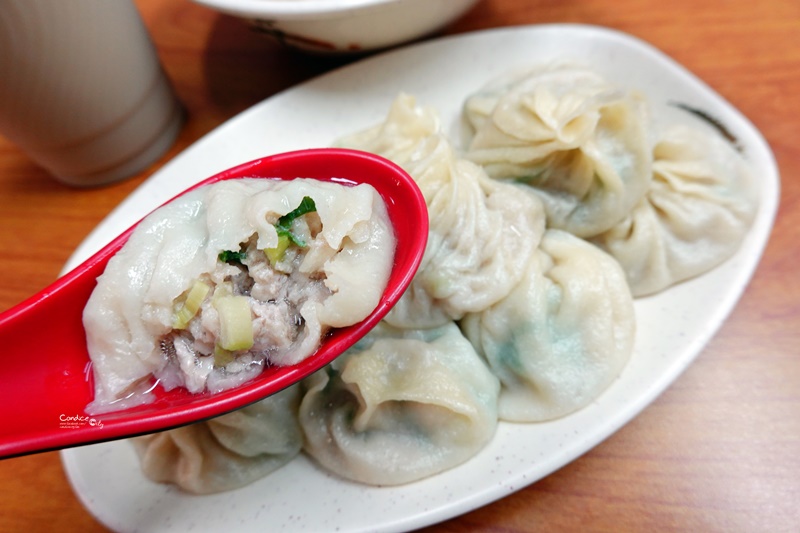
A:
1,0,798,531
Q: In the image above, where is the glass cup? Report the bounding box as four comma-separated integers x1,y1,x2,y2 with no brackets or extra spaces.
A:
0,0,184,187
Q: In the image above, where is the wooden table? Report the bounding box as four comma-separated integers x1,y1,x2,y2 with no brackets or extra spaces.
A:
1,0,798,531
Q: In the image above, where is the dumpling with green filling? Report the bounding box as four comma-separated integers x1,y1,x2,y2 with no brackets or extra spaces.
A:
298,322,500,486
461,229,635,422
591,124,759,296
338,94,546,328
131,385,302,494
463,63,652,238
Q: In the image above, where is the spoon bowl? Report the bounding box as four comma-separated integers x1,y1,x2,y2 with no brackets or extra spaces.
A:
0,148,427,459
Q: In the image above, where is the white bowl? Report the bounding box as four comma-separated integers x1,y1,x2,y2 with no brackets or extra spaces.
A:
190,0,481,53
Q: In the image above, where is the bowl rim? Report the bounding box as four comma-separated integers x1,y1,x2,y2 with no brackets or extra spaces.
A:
191,0,432,19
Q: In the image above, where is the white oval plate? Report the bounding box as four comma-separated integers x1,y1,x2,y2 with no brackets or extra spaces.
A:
60,24,778,533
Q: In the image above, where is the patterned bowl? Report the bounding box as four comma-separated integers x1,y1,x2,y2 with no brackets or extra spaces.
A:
191,0,480,53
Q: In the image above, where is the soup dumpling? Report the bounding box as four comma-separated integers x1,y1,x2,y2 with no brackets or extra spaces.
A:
131,385,302,494
463,63,652,238
299,322,500,486
592,124,759,296
462,229,635,422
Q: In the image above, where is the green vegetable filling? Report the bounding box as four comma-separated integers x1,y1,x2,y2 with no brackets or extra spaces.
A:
275,196,317,247
265,196,318,264
172,280,211,329
199,197,319,358
265,233,292,265
218,249,247,264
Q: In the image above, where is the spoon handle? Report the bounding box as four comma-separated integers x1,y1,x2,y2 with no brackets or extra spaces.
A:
0,244,115,457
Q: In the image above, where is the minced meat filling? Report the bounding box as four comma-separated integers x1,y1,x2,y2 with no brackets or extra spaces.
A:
158,232,333,394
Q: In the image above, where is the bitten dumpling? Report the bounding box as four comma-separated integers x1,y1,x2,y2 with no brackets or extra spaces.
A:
461,229,635,422
299,322,500,486
463,63,652,237
338,94,546,328
131,385,302,494
83,178,395,413
591,124,759,296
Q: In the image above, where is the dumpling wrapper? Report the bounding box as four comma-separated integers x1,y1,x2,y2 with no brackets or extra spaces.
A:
299,322,500,486
131,385,302,494
462,229,635,422
338,94,546,328
463,63,652,238
592,124,759,296
83,178,395,413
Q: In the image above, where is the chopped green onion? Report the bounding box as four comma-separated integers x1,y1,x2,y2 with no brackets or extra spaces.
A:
213,295,254,351
275,196,317,247
265,233,292,265
172,280,211,329
218,249,247,264
213,345,235,367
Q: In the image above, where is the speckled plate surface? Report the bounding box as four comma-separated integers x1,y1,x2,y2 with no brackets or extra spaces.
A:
60,24,778,533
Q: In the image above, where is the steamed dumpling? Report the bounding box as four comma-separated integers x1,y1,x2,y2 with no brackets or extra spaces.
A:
388,143,546,328
299,322,500,486
592,124,759,296
333,92,440,163
463,64,652,237
461,229,635,422
131,385,302,494
338,94,546,328
83,178,395,413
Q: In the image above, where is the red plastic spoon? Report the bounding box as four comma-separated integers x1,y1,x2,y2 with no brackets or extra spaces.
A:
0,148,427,459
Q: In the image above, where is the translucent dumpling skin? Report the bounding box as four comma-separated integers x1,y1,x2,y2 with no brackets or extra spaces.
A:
592,125,759,296
338,94,546,328
463,64,653,238
83,178,396,414
299,323,499,486
462,229,636,422
132,385,302,494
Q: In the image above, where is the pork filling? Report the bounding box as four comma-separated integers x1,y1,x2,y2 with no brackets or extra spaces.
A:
157,207,333,394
